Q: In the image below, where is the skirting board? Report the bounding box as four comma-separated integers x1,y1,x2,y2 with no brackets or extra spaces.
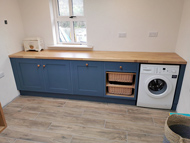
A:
20,91,136,105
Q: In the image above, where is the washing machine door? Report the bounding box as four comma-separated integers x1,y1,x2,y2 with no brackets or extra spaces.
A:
144,75,172,99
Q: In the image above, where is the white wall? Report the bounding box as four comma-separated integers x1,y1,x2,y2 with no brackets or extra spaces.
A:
18,0,184,52
175,0,190,114
18,0,54,49
0,0,25,107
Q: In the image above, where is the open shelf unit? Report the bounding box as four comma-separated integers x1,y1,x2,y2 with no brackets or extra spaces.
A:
106,72,136,98
0,103,7,133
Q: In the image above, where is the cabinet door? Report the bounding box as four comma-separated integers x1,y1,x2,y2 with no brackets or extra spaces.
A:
72,61,104,96
42,60,72,94
16,59,44,91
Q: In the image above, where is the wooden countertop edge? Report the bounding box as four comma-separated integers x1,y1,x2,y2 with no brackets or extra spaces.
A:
8,51,187,65
9,56,187,64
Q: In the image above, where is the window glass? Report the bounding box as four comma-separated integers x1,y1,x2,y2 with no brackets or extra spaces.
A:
72,0,84,16
57,0,69,16
58,21,72,42
74,21,87,43
55,0,86,43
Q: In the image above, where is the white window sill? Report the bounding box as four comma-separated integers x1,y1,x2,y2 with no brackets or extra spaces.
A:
48,45,93,51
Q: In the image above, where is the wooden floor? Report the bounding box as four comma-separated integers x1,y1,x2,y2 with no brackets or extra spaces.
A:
0,96,170,143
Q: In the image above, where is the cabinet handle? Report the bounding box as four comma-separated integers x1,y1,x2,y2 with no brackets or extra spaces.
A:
120,66,122,69
37,64,40,68
86,63,88,67
43,65,46,68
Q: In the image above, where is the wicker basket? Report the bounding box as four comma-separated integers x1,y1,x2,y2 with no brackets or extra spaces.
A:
163,114,190,143
108,73,134,83
108,87,133,95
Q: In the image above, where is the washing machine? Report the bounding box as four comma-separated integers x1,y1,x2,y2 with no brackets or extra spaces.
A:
137,64,180,109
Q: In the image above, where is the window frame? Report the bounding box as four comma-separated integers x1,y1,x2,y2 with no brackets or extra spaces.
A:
52,0,87,45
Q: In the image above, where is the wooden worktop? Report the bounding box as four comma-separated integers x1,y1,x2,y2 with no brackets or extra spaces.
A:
9,50,187,64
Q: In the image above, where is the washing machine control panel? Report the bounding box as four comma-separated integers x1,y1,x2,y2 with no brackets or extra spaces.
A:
157,67,177,74
141,65,179,75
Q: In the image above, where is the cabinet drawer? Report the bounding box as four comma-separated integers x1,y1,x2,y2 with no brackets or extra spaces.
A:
105,62,138,72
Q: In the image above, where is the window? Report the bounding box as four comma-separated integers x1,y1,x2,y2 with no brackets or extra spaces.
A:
53,0,87,44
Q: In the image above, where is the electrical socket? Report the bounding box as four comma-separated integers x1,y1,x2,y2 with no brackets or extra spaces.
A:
149,32,158,37
119,32,127,38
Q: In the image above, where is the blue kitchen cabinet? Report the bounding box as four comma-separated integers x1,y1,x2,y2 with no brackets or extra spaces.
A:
11,58,72,94
104,62,140,100
72,61,104,96
11,59,137,100
13,58,45,91
42,60,72,94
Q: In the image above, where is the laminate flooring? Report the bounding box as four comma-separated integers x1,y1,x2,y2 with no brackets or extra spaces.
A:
0,96,170,143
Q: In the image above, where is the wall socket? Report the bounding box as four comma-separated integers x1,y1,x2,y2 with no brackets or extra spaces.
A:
149,32,158,37
118,32,127,38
